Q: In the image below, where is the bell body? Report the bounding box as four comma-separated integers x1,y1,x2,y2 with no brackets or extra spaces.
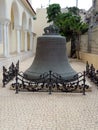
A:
24,35,77,80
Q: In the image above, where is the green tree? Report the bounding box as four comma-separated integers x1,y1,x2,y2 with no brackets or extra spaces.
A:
67,6,79,15
46,5,88,58
56,12,88,58
46,3,61,23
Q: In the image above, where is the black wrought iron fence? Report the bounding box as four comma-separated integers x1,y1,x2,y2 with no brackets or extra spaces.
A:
12,70,89,95
86,61,98,85
2,60,19,87
2,60,89,95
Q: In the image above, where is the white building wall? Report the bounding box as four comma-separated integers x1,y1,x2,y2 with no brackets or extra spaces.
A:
34,8,50,37
0,0,36,70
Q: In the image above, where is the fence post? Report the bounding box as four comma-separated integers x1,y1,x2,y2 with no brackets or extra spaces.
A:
15,67,19,94
83,71,86,95
49,70,52,94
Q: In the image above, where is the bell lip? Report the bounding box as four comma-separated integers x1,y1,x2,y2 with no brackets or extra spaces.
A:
24,71,78,82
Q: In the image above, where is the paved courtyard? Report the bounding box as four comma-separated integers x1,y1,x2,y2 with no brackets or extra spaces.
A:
0,57,98,130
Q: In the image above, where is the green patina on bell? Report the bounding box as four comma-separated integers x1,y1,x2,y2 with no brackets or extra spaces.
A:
24,25,77,80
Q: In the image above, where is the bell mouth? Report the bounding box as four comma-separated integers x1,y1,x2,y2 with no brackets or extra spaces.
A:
24,69,77,81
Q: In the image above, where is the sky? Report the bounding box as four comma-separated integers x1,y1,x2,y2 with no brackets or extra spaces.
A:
30,0,92,11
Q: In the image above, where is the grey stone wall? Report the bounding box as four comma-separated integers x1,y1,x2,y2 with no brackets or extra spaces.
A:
80,26,98,54
80,33,88,52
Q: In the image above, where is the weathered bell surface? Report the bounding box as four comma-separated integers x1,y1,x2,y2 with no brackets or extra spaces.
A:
24,25,77,80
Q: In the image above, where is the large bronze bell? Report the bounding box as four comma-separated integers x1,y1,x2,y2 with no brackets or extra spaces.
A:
24,25,77,80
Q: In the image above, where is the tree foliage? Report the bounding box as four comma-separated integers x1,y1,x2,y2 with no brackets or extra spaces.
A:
46,5,88,39
46,4,61,23
67,6,79,15
46,5,88,58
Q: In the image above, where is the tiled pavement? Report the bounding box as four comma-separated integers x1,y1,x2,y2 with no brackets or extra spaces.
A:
0,57,98,130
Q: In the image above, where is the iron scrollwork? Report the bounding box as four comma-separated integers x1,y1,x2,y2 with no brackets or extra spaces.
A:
2,61,89,95
86,61,98,85
2,61,19,87
12,70,89,95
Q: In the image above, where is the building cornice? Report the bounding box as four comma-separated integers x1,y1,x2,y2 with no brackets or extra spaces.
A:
20,0,36,16
25,0,36,15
